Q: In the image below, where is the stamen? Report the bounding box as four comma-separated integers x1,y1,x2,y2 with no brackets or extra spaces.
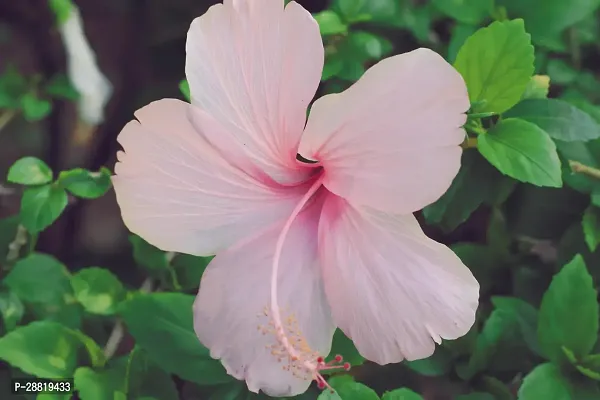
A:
259,175,350,390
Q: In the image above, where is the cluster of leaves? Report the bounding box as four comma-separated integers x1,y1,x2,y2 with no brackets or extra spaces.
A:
4,0,600,399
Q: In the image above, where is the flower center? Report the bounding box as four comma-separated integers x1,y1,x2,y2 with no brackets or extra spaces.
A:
266,175,350,392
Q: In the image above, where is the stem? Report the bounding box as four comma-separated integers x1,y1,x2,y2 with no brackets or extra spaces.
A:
569,161,600,180
270,176,324,363
104,277,154,359
6,225,28,263
0,109,17,132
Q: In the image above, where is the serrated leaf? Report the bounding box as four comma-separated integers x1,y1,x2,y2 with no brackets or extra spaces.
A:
505,98,600,142
20,184,68,233
478,118,562,187
454,19,534,114
7,157,53,185
538,255,599,362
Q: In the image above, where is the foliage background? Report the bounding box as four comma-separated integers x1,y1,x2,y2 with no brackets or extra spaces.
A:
2,0,600,399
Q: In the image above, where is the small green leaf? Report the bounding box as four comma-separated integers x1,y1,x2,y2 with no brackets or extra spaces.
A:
71,268,125,315
74,367,121,400
314,11,348,35
334,0,398,24
518,362,600,399
478,118,562,187
382,388,423,400
48,0,73,25
454,19,534,114
505,98,600,142
546,59,579,85
4,253,72,304
491,296,540,355
521,75,550,100
20,184,68,233
0,321,80,378
45,74,79,100
432,0,493,25
20,93,52,121
57,167,111,199
538,255,599,362
583,206,600,252
129,235,169,271
179,80,190,102
119,293,231,385
0,290,24,331
326,376,379,400
7,157,53,185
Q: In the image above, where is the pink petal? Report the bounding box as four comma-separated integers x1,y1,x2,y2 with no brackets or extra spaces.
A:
185,0,323,185
318,194,479,364
299,48,470,213
193,192,334,396
112,99,309,256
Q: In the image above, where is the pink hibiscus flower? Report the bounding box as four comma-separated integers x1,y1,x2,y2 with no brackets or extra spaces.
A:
112,0,479,396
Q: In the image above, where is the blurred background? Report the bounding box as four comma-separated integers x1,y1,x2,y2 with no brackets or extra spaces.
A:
2,0,600,399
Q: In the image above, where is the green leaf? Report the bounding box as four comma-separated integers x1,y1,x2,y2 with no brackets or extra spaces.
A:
334,0,398,24
19,93,52,121
505,98,600,142
327,329,365,371
58,167,112,199
4,253,72,304
0,321,80,378
518,362,600,399
538,255,599,362
7,157,53,185
521,75,550,100
423,151,514,232
405,347,452,377
454,19,534,114
382,388,423,400
20,184,68,233
71,268,125,315
74,367,121,400
119,292,231,385
491,296,540,355
448,24,477,64
326,376,379,400
48,0,73,25
171,254,212,291
497,0,600,45
129,234,169,271
0,290,24,331
314,11,348,36
179,80,190,102
478,118,562,187
546,59,579,85
583,206,600,252
44,74,79,100
432,0,493,25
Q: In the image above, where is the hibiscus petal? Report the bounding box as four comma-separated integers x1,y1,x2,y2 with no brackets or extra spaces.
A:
185,0,323,184
299,48,470,213
193,192,335,396
318,194,479,364
112,98,308,256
